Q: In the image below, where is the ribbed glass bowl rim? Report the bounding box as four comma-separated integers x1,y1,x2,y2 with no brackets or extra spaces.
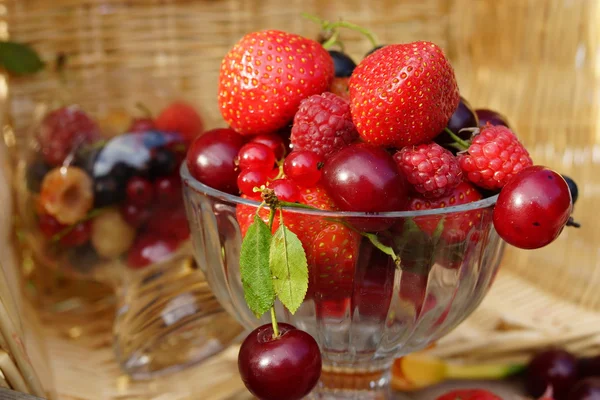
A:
181,164,498,218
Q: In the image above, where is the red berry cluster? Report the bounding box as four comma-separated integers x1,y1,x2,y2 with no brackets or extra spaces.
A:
30,101,204,273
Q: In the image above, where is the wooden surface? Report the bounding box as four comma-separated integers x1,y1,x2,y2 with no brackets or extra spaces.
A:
0,388,44,400
1,0,599,399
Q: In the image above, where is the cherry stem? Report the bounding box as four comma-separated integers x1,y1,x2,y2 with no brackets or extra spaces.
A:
444,127,470,150
301,13,380,48
136,102,153,118
50,208,105,243
566,217,581,228
321,30,340,50
327,20,379,48
270,307,280,339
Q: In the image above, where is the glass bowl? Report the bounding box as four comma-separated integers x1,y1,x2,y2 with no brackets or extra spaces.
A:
181,163,505,399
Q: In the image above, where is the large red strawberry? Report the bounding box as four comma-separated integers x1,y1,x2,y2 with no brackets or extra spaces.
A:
408,181,483,243
308,223,360,301
436,389,502,400
349,42,459,148
218,30,334,136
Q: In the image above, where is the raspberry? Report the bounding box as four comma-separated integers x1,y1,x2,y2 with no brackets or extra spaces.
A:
38,106,100,166
393,142,462,199
290,92,358,158
458,125,533,190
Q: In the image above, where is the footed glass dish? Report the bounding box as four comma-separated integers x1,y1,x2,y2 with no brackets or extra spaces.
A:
181,163,506,399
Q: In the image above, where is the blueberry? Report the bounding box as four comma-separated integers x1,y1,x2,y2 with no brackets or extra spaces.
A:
149,148,177,178
328,50,356,78
562,175,579,205
26,160,51,193
93,174,126,207
365,45,386,57
142,131,169,149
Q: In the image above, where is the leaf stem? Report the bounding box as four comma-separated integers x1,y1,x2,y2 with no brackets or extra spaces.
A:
270,307,280,338
444,127,470,150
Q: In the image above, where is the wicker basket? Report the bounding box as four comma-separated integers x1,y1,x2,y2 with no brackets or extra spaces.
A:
3,0,600,398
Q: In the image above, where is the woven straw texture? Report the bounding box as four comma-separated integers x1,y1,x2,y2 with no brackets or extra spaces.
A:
2,0,600,399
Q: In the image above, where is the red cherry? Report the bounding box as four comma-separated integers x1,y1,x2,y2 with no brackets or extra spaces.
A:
154,176,182,205
238,323,321,400
322,143,409,212
186,128,245,195
38,214,64,237
526,349,578,399
121,202,151,228
126,177,154,207
237,169,269,196
60,220,92,247
250,133,287,160
237,143,276,172
127,234,179,269
283,150,324,187
493,166,572,249
270,179,300,202
128,118,156,133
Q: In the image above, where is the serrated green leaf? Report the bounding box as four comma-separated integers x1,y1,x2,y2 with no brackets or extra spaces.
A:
0,41,45,75
269,224,308,315
239,215,275,318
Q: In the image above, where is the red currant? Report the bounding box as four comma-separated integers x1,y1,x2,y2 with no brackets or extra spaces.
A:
38,214,64,237
322,143,409,212
250,133,286,160
283,150,324,187
127,234,178,269
154,176,182,205
493,166,572,249
126,177,154,207
270,179,300,203
238,323,321,400
146,207,190,242
186,128,245,194
237,143,276,172
237,169,269,196
60,220,92,247
121,202,151,228
128,118,156,133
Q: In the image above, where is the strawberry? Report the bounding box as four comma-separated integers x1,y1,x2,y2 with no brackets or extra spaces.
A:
155,101,204,142
436,389,502,400
308,223,360,300
218,30,334,136
349,42,459,148
408,181,483,243
236,184,337,245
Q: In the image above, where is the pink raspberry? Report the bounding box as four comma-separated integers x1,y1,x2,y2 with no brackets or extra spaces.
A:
39,106,100,166
394,142,462,199
290,92,358,157
458,125,533,190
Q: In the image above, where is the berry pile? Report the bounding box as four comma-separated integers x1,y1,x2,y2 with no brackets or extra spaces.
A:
186,20,580,400
28,101,204,273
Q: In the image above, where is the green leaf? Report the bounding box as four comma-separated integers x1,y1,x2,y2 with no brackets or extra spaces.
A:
239,215,275,318
0,41,45,75
269,223,308,315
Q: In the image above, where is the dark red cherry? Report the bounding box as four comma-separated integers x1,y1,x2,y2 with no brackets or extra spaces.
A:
526,349,578,399
238,323,321,400
186,128,245,194
569,378,600,400
475,109,511,129
493,166,572,249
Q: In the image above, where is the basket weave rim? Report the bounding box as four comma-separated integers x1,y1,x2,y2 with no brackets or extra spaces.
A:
181,164,498,218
